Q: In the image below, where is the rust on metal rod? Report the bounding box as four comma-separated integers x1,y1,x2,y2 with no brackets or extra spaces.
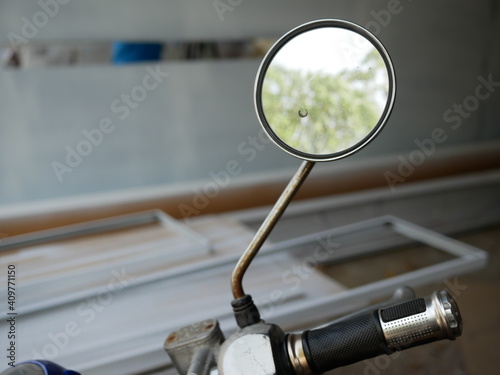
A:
231,160,315,299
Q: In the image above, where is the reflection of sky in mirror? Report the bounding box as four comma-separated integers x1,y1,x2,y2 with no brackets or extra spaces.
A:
272,27,388,111
273,28,369,75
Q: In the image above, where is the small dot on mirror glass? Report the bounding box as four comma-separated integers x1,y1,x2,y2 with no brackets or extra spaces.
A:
298,108,308,118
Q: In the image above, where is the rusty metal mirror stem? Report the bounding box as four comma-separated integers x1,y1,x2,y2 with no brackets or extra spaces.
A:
231,160,314,299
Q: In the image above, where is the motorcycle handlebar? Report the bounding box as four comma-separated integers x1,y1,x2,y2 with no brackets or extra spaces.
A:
287,290,462,375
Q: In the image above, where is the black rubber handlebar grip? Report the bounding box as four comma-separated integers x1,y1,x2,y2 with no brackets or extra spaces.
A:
301,310,387,374
299,291,462,374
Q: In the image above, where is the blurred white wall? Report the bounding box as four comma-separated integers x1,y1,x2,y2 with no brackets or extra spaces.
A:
0,0,498,205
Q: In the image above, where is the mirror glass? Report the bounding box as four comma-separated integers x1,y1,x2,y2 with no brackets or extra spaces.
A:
255,20,395,161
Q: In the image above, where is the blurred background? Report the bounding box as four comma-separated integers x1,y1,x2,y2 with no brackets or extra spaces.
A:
0,1,499,234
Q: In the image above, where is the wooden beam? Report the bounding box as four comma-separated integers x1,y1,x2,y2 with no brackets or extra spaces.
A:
1,141,499,236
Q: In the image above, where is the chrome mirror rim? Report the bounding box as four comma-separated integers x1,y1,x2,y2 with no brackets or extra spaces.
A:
254,19,396,162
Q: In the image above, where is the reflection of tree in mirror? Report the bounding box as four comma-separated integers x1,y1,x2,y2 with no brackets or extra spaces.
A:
262,49,388,155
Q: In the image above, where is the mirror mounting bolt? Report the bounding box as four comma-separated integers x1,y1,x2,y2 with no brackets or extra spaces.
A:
232,294,262,328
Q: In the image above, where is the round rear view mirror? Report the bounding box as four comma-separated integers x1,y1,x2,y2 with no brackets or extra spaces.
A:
254,19,396,161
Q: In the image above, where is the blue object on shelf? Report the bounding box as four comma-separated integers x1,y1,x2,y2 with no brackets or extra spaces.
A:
112,41,163,64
